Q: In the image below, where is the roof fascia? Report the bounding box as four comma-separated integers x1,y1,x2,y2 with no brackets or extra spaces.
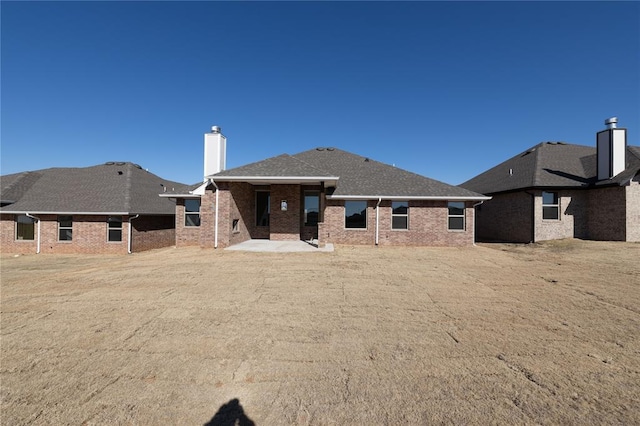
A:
328,195,491,201
0,211,131,215
159,193,201,198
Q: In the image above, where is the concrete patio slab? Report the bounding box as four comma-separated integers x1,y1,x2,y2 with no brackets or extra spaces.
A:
224,239,334,252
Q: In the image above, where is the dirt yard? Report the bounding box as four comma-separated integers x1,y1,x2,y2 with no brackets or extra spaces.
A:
1,240,639,425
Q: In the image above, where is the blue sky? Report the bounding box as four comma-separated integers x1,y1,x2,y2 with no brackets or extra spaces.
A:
2,1,638,186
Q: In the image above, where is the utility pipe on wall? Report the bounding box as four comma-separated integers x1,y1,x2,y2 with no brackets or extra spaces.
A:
128,214,139,254
211,179,219,249
472,201,484,246
375,197,382,245
26,213,41,254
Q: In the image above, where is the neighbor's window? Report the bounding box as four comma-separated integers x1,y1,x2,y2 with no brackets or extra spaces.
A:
542,192,559,220
184,199,201,227
16,215,35,240
107,216,123,242
58,215,73,241
448,202,465,231
392,201,409,230
304,192,320,226
345,200,367,229
256,191,270,227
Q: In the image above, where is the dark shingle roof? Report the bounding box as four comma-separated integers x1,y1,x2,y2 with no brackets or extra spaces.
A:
213,153,335,178
212,147,486,199
293,148,485,198
460,142,640,195
1,162,187,214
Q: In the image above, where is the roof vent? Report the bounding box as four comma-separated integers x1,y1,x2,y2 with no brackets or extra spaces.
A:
316,147,325,151
116,162,125,165
326,147,335,151
105,161,115,165
605,117,617,129
133,164,142,169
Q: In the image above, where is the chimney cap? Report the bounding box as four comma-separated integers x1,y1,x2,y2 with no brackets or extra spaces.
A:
211,125,221,134
605,117,618,129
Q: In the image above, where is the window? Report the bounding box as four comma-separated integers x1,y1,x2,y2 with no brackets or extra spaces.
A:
448,202,465,231
185,199,201,226
304,192,320,226
256,191,270,226
542,192,559,220
345,200,367,229
58,215,73,241
107,216,123,242
392,201,409,230
16,215,35,240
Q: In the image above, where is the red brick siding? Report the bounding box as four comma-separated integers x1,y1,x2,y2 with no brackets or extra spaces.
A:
1,214,174,254
269,185,301,241
534,190,589,242
626,175,640,242
319,199,474,247
474,192,533,243
175,198,202,247
587,186,627,241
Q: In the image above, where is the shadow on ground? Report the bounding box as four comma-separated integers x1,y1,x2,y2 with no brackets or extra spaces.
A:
204,398,255,426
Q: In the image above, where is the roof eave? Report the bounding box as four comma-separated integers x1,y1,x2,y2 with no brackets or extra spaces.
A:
210,176,340,185
327,195,491,201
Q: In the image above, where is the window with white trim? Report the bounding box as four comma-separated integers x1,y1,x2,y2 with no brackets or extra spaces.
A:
447,202,465,231
185,199,201,226
107,216,123,242
345,201,367,229
16,215,35,240
542,192,559,220
58,215,73,241
391,201,408,230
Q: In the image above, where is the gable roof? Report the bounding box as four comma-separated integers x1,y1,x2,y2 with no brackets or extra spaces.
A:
211,147,488,200
460,142,640,195
1,162,188,215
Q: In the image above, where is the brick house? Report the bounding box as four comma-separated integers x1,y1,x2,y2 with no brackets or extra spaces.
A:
460,118,640,243
1,162,187,254
164,127,490,249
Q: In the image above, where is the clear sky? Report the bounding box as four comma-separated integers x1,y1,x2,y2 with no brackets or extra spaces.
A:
2,1,639,186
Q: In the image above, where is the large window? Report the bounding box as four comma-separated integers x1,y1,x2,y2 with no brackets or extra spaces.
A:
345,200,367,229
542,192,559,220
304,192,320,226
256,191,270,227
392,201,409,230
58,215,73,241
16,215,35,240
184,199,201,226
107,216,123,242
448,202,465,231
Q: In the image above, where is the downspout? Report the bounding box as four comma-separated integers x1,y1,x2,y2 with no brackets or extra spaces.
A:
471,201,484,246
128,214,139,254
26,213,41,254
210,179,219,249
375,197,382,245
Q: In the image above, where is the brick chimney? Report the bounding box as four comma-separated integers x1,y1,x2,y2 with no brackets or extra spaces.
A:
596,117,627,180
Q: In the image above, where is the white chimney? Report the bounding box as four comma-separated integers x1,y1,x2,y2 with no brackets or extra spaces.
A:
597,117,626,180
204,125,227,179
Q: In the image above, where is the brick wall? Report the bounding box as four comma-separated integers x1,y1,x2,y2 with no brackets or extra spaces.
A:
1,214,173,254
319,199,475,247
587,186,626,241
175,198,202,247
534,189,589,242
269,185,301,241
626,175,640,242
474,192,533,243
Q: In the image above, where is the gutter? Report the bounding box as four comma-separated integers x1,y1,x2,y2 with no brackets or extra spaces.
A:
26,213,41,254
328,195,491,201
209,179,219,249
375,197,382,245
128,214,139,254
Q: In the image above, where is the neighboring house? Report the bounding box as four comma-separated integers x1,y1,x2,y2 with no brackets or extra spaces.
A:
163,127,490,248
1,162,187,254
460,118,640,243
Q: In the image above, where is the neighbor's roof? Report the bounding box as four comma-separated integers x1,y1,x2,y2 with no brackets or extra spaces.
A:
460,142,640,195
211,147,488,200
0,162,188,214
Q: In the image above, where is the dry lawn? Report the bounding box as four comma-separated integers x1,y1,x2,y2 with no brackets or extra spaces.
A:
1,240,639,425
